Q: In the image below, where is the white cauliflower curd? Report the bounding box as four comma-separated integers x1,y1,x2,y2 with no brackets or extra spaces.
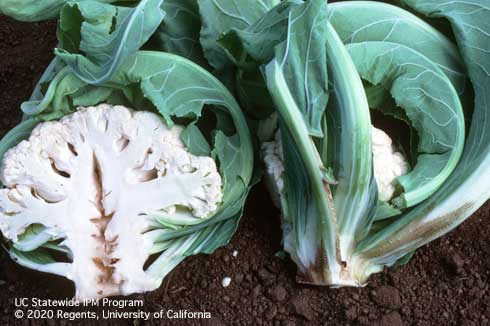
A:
262,126,409,204
371,127,410,202
0,104,223,299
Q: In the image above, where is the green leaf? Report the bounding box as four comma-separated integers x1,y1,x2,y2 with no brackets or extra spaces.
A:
374,202,402,221
327,1,468,98
323,22,377,259
198,0,279,71
235,67,276,119
218,0,297,66
261,0,341,284
26,58,66,105
0,0,111,22
181,123,212,156
270,0,329,137
55,0,165,84
13,224,53,252
347,41,465,208
151,0,208,67
9,247,70,277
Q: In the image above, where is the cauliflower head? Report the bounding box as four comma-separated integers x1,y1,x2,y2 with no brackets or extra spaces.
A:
371,127,410,202
0,104,222,298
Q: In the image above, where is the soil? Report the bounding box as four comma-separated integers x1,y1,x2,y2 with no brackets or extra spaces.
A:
1,15,489,326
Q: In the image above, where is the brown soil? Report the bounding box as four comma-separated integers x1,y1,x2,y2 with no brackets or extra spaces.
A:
1,15,489,326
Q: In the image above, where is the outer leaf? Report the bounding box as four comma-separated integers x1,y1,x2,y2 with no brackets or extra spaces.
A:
353,0,490,283
0,0,115,22
198,0,279,71
55,0,165,84
25,58,66,104
218,0,298,66
216,1,300,118
323,22,377,261
327,1,467,97
13,224,53,252
262,0,343,285
272,0,329,137
151,0,208,67
180,123,212,156
218,0,329,135
9,247,71,277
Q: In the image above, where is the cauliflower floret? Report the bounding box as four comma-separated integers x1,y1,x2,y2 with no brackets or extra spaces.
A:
372,127,410,202
0,104,222,298
262,127,409,205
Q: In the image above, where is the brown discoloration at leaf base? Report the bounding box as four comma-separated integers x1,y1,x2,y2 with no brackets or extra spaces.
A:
296,248,331,285
360,202,474,261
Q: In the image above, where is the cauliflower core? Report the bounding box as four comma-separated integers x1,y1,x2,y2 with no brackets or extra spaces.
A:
0,104,222,298
262,131,284,208
262,127,409,205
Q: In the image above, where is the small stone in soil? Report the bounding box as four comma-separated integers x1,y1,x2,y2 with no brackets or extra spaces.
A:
221,277,231,287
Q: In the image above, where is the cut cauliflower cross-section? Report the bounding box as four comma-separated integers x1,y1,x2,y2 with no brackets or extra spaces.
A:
0,104,223,299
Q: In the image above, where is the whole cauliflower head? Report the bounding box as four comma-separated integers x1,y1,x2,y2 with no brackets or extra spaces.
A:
0,104,222,298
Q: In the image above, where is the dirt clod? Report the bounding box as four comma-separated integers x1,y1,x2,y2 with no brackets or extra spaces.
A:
345,306,358,321
269,285,288,302
372,285,402,310
380,311,404,326
290,294,313,320
445,253,465,274
258,268,276,285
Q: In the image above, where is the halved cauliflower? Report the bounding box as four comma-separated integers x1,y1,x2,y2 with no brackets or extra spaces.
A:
0,104,222,298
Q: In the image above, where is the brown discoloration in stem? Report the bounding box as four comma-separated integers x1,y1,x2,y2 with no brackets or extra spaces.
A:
90,153,121,296
296,181,344,286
